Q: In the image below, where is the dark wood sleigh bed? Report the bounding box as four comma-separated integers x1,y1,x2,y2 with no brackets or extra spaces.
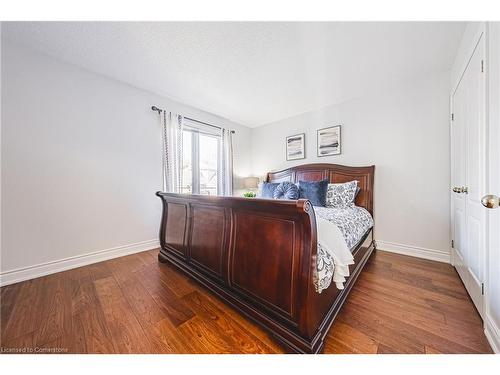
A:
156,163,375,353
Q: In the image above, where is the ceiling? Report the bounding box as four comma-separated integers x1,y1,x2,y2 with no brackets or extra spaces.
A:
2,22,465,127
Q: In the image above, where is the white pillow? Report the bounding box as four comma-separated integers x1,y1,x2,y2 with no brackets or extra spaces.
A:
326,181,358,208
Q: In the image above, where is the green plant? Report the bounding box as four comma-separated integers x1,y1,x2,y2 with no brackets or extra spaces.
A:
243,191,256,198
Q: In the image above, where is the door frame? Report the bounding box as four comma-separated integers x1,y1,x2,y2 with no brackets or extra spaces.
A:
450,23,487,318
484,22,500,353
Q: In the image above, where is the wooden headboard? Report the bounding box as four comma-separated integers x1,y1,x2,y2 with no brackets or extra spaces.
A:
267,163,375,216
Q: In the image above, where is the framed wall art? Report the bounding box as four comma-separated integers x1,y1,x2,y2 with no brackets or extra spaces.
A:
286,133,305,161
317,125,341,157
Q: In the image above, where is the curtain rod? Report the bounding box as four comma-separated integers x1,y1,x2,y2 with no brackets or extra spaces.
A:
151,106,235,134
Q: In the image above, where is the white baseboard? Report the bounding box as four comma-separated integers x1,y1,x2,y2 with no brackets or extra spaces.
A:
485,314,500,354
0,239,160,287
375,240,451,264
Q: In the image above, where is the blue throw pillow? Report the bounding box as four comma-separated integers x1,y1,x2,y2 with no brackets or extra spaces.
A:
260,182,280,198
273,182,299,200
298,179,329,206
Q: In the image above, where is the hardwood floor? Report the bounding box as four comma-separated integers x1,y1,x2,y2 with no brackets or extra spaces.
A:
0,249,492,354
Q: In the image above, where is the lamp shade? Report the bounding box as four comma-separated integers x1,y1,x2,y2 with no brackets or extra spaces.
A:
243,176,259,189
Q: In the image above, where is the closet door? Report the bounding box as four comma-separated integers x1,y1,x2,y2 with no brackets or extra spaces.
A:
451,33,486,318
451,71,467,299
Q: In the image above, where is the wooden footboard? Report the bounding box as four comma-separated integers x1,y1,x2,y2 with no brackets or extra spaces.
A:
156,191,374,353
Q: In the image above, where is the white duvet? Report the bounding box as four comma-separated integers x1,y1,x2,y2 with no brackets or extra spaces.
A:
313,206,374,293
316,217,355,290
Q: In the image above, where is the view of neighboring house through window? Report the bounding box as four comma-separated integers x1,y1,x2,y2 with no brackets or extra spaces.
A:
181,119,220,195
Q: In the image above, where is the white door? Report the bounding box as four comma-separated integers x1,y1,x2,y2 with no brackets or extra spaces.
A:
451,32,486,318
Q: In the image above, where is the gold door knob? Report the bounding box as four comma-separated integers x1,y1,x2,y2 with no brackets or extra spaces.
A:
453,186,469,194
481,194,500,209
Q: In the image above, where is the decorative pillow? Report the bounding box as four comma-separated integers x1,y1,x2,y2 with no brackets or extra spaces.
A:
273,182,299,200
260,182,280,198
298,179,329,207
326,181,358,208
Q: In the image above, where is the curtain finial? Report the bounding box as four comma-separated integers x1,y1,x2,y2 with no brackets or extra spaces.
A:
151,106,163,114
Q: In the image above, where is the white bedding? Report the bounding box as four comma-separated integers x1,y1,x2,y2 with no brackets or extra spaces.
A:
314,206,374,293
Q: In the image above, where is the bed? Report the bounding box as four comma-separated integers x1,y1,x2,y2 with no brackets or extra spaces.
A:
156,163,375,353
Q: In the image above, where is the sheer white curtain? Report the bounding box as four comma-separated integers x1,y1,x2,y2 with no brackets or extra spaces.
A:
162,111,184,193
219,128,234,196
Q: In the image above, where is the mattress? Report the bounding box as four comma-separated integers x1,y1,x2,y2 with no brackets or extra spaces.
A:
313,206,374,293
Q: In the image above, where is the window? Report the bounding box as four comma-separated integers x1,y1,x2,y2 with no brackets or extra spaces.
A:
181,120,221,195
181,130,193,193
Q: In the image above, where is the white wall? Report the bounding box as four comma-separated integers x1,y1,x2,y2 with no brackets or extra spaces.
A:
251,72,451,260
0,40,251,284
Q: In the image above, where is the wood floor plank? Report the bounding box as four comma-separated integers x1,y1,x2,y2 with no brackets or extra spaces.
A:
335,304,427,353
374,251,451,273
181,290,278,353
327,321,378,353
1,278,46,342
106,254,150,286
93,276,151,353
356,275,482,327
118,276,176,353
121,276,168,326
360,271,479,313
198,289,285,353
0,249,492,354
324,337,359,354
347,294,489,353
377,343,400,354
65,262,113,284
177,315,239,353
35,274,73,347
71,280,117,353
364,264,468,300
425,345,444,354
156,263,199,298
136,267,195,327
136,250,158,265
390,262,467,288
352,285,448,324
343,286,488,354
0,283,22,338
154,317,196,353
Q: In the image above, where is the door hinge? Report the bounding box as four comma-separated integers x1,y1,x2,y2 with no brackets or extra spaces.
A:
451,113,454,121
451,240,454,249
481,283,485,295
481,60,484,73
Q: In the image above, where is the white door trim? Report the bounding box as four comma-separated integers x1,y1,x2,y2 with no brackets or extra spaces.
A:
484,21,500,354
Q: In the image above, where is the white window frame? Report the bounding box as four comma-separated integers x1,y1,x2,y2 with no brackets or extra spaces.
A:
182,119,221,196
